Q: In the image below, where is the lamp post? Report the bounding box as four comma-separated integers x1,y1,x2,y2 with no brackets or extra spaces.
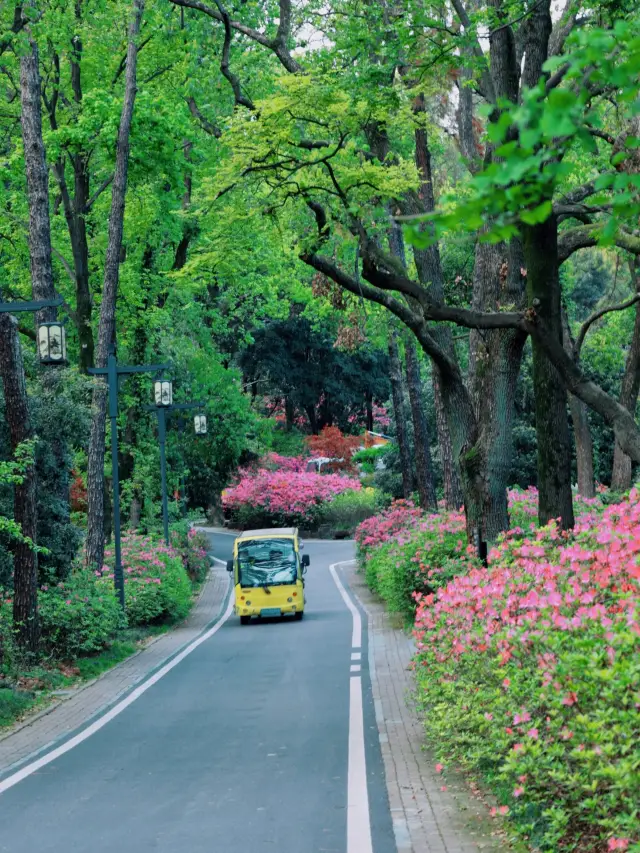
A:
145,399,205,545
0,296,67,365
88,349,170,608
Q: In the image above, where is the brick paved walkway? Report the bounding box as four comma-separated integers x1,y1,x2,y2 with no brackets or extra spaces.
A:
0,559,230,778
342,561,513,853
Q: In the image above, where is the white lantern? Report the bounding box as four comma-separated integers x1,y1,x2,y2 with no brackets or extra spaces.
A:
37,322,67,365
154,378,173,407
194,414,207,435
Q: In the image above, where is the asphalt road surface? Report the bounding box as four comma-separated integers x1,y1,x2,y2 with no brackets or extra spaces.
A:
0,532,396,853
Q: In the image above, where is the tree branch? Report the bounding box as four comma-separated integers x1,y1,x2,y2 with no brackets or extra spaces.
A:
558,224,640,263
169,0,303,72
186,96,222,137
83,174,114,212
211,0,255,110
575,294,640,355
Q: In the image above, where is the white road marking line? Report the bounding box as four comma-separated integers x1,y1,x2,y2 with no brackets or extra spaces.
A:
350,664,361,673
351,652,361,661
348,676,374,853
329,560,361,649
329,561,373,853
0,589,234,796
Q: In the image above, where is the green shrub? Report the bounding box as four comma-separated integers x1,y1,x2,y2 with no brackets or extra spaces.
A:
38,570,125,658
318,487,384,534
352,446,389,465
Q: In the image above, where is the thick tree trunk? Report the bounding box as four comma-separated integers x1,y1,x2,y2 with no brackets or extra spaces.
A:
20,21,56,322
404,339,437,510
0,315,39,653
611,273,640,491
561,310,595,497
388,331,414,499
410,106,464,509
85,0,144,570
11,10,61,651
432,374,464,509
523,217,575,528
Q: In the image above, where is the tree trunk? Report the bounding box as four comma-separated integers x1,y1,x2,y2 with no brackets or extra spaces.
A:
404,339,437,510
388,331,414,499
561,310,595,498
0,315,39,653
410,104,464,509
365,391,374,432
85,0,145,570
20,18,56,323
611,267,640,491
523,217,575,528
10,8,61,651
432,374,464,509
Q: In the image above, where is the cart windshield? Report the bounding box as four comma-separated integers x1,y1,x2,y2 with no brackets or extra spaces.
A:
237,538,298,587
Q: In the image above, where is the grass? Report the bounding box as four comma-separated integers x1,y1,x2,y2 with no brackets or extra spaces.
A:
0,687,35,728
74,625,169,680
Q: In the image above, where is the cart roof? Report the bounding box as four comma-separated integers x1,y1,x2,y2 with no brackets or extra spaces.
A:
237,527,297,539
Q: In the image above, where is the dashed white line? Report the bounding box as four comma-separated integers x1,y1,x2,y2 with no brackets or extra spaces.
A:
351,652,361,661
330,560,373,853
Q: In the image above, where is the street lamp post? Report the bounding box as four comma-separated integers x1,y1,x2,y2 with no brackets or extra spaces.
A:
145,400,205,545
88,349,170,608
0,297,67,365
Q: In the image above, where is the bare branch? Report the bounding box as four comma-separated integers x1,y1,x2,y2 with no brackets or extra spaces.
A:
52,246,76,283
168,0,303,72
558,224,640,263
575,294,640,355
187,96,222,137
83,174,114,212
211,0,255,110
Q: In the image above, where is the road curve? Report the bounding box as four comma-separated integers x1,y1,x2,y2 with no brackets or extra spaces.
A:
0,533,395,853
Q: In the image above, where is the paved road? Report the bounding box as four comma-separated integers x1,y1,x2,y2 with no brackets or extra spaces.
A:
0,533,395,853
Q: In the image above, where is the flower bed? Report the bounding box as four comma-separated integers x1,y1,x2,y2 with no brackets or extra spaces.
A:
358,489,639,851
100,534,192,626
222,467,361,528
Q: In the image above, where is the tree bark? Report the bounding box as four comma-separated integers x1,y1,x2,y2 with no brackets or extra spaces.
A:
388,330,414,499
410,105,464,509
0,315,39,653
85,0,145,570
365,390,374,432
561,310,595,497
9,4,62,651
523,217,575,528
404,339,437,510
20,14,56,323
432,374,464,509
611,263,640,491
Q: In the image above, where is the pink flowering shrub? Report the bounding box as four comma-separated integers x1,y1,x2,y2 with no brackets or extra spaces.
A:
223,468,361,528
170,522,211,584
413,492,640,852
261,453,308,472
356,501,479,619
100,534,192,626
37,569,125,658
